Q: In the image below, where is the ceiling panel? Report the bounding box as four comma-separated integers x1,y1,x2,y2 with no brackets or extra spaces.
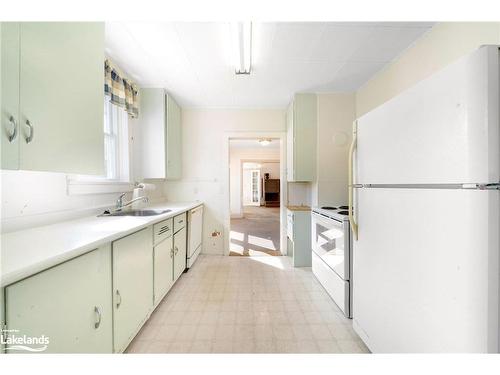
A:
105,22,434,108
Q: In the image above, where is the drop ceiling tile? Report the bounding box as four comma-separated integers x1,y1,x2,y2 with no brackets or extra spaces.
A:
309,24,375,62
350,26,431,62
313,61,387,92
266,22,326,63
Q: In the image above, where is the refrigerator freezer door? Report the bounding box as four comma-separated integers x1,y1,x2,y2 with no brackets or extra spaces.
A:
352,188,499,353
356,46,499,185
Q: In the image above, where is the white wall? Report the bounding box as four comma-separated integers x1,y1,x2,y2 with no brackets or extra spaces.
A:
163,109,285,255
0,170,165,233
356,22,500,116
229,146,280,217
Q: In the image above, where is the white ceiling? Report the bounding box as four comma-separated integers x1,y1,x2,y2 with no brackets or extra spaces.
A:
105,22,434,109
230,139,280,149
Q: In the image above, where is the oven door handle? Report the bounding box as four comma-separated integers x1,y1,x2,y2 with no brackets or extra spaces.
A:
348,120,359,240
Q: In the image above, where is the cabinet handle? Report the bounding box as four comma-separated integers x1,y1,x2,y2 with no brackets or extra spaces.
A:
94,306,102,329
8,116,18,142
25,119,34,143
174,246,178,255
170,248,174,258
115,290,122,309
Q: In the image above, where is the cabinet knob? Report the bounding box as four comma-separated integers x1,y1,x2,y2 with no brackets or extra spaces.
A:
8,116,18,143
170,248,174,258
174,246,178,255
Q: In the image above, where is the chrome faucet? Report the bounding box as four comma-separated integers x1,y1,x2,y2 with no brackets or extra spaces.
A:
115,192,149,210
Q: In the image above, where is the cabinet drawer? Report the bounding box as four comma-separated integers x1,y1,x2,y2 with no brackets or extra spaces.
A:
153,218,173,245
174,213,186,233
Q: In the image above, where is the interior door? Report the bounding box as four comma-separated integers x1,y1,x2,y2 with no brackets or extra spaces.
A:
352,187,499,353
5,246,112,353
18,22,105,175
249,169,261,206
173,227,187,281
153,236,174,306
112,227,153,353
1,22,20,170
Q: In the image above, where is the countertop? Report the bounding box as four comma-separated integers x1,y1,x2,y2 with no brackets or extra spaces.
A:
286,205,311,211
0,201,203,287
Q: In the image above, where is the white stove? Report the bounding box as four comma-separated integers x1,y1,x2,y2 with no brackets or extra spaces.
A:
313,205,350,221
311,204,353,318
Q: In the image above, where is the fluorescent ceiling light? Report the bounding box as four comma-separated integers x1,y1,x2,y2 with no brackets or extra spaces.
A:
259,138,271,146
232,22,252,75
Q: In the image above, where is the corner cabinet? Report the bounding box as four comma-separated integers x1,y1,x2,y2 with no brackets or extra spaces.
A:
132,88,182,180
0,22,105,175
286,93,317,182
4,246,113,353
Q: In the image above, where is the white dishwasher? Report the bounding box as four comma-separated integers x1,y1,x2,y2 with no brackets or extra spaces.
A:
187,205,203,268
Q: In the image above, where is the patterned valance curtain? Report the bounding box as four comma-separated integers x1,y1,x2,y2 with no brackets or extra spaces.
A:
104,59,139,118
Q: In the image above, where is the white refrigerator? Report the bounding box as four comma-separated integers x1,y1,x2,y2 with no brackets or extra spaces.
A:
349,46,500,353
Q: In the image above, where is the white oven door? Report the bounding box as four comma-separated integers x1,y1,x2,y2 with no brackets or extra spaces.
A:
312,212,349,280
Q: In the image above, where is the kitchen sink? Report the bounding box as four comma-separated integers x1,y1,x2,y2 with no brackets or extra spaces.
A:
98,209,172,217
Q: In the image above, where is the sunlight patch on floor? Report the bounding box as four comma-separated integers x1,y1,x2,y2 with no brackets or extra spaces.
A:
248,255,286,270
230,230,244,241
248,235,276,250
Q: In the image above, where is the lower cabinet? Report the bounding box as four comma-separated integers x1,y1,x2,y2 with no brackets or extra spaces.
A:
112,227,153,353
4,245,113,353
173,226,187,281
153,235,174,306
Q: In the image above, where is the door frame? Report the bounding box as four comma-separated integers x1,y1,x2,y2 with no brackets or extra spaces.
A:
223,131,287,256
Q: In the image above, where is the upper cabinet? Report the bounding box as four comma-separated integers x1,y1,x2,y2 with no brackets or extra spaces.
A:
132,88,182,180
286,93,317,182
1,22,105,175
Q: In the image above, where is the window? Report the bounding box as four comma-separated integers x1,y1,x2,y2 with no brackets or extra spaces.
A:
103,96,129,181
67,97,132,194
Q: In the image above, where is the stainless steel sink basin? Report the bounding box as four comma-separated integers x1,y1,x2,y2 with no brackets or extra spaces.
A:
98,209,171,217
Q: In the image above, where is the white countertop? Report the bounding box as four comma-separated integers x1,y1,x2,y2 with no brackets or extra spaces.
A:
0,201,203,287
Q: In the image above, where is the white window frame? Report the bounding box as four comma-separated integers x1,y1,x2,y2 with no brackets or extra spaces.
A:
67,96,134,195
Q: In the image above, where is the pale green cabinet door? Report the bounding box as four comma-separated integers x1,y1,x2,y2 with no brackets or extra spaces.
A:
286,101,294,181
173,227,187,281
166,94,182,180
154,236,174,306
293,94,317,181
5,246,113,353
18,22,105,175
112,227,153,353
1,22,20,170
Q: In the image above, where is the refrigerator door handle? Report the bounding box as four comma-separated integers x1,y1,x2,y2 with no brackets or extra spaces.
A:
349,120,359,240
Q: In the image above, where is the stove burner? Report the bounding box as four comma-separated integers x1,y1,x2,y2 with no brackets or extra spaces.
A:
338,205,349,210
337,211,349,215
321,206,337,210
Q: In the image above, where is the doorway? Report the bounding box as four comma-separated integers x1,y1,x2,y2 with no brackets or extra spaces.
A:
228,138,283,256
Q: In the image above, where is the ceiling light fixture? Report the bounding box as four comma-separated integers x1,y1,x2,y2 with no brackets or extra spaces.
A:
259,138,271,146
232,22,252,75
